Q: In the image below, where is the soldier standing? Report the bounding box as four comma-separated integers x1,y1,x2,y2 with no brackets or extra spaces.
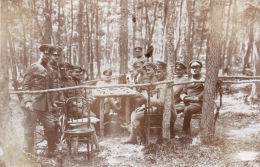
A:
49,46,64,108
22,44,58,157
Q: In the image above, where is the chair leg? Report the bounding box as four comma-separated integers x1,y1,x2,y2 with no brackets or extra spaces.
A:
87,140,90,160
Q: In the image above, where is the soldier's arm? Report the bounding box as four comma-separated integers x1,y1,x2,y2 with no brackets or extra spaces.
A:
22,65,36,103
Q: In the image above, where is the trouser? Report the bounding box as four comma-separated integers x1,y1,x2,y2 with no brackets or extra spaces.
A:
36,110,58,153
130,105,160,142
175,103,201,134
23,109,37,152
183,105,202,133
23,109,58,153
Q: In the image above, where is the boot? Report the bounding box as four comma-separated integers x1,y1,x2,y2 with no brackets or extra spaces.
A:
170,122,175,139
123,128,137,144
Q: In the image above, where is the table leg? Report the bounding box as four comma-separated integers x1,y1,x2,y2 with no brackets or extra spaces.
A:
99,98,104,138
125,97,130,124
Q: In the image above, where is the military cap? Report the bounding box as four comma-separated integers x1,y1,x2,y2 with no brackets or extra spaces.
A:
175,61,187,69
143,62,156,70
134,47,142,53
103,69,112,76
51,46,62,55
39,44,53,54
155,60,167,70
72,65,83,72
133,60,145,68
189,60,202,68
59,62,72,70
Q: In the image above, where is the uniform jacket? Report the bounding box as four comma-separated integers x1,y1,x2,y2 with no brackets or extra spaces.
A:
22,62,53,111
180,76,204,107
173,75,188,104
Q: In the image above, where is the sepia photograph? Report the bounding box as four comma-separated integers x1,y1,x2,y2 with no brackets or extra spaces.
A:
0,0,260,166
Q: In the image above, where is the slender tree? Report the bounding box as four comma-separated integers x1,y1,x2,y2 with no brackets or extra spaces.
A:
119,0,128,74
200,0,223,143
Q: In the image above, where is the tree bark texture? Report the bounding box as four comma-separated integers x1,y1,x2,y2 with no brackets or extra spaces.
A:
78,0,84,66
200,0,222,144
119,0,128,74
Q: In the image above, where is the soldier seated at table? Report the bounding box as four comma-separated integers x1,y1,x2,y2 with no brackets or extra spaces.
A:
61,64,95,119
96,69,121,116
123,61,167,144
175,60,204,137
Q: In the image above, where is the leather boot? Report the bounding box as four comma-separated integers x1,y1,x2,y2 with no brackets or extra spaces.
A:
170,122,175,139
123,128,137,144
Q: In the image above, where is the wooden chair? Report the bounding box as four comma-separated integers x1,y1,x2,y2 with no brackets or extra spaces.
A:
63,97,99,159
143,88,163,145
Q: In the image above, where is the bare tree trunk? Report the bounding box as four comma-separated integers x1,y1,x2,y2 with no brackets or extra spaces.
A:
69,0,74,63
200,0,222,144
162,0,176,140
255,40,260,98
90,8,94,79
95,1,101,78
57,0,61,46
243,23,254,74
86,2,91,77
221,0,232,75
132,0,136,50
0,0,11,164
78,0,84,66
184,0,193,69
119,0,128,74
42,0,53,44
226,0,237,75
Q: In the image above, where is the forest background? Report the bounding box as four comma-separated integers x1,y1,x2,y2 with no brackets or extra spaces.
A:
1,0,260,166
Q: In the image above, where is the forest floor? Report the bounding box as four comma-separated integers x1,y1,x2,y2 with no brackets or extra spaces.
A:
3,83,260,167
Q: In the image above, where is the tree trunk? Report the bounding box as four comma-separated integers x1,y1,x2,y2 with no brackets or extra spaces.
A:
255,40,260,98
183,0,193,69
95,1,101,78
90,9,94,79
226,0,237,75
221,0,232,75
86,2,91,77
78,0,84,66
119,0,128,74
42,0,53,44
200,0,222,144
69,0,74,63
243,23,254,74
0,0,11,164
162,0,176,140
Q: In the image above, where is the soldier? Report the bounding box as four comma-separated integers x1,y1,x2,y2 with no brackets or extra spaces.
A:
123,61,167,144
133,46,145,63
49,46,64,108
21,44,58,157
170,61,188,138
176,60,204,137
96,69,121,116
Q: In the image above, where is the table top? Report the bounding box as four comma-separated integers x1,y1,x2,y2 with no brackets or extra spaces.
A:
92,87,140,97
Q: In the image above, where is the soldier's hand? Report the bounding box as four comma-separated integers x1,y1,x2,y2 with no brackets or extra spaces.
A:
25,102,33,111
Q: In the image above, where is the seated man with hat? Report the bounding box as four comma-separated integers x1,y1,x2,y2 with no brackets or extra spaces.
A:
176,60,204,137
123,61,168,144
96,69,121,117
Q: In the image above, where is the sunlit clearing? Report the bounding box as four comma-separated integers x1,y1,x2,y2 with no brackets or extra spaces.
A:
232,151,259,161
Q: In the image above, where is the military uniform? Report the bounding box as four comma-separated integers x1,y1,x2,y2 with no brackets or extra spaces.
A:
124,62,166,144
177,60,204,135
22,52,58,155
